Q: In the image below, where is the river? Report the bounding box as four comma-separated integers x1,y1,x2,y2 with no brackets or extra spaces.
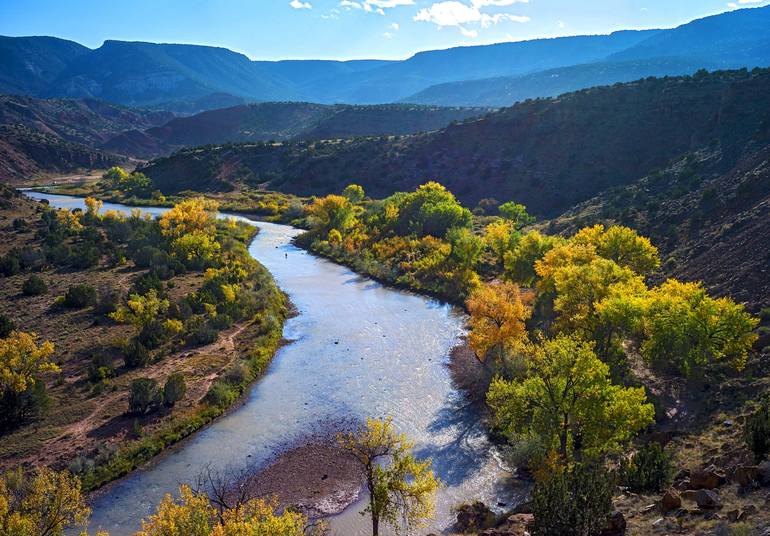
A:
24,192,518,535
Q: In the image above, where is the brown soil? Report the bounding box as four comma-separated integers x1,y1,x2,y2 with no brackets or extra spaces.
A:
240,439,364,518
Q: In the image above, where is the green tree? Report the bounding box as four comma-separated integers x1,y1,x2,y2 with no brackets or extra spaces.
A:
487,335,654,462
343,184,366,203
745,398,770,462
531,464,614,536
447,227,483,271
620,443,673,493
307,195,357,235
110,289,169,330
337,417,441,536
128,377,161,415
641,279,758,375
504,231,564,286
163,373,187,408
62,284,96,308
22,275,48,296
498,202,535,228
571,224,660,276
484,220,519,267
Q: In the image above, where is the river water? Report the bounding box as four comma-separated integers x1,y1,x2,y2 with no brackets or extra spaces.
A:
25,192,518,535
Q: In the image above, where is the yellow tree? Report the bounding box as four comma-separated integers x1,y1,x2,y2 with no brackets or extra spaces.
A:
466,282,530,367
487,335,654,462
337,417,440,536
484,220,519,267
504,231,565,287
0,331,57,430
306,195,357,236
571,224,660,276
0,467,94,536
159,198,217,239
110,289,169,329
641,279,758,375
84,197,103,219
136,485,305,536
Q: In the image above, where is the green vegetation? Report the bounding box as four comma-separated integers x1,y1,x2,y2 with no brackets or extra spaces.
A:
531,464,614,536
620,442,673,493
745,398,770,463
337,417,441,536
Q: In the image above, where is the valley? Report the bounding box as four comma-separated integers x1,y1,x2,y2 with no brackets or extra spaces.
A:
1,3,770,536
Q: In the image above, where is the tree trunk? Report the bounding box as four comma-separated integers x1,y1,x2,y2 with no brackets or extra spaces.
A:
372,514,379,536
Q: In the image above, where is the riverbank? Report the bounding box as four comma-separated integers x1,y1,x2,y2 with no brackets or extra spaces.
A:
8,191,289,493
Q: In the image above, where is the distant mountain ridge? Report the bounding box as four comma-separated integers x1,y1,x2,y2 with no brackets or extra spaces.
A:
103,102,487,158
1,5,768,109
138,68,770,218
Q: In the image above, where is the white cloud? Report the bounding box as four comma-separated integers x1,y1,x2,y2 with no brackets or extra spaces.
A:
340,0,362,8
384,31,394,38
390,22,400,30
557,20,565,28
367,0,414,7
337,0,410,16
289,0,312,8
414,0,529,36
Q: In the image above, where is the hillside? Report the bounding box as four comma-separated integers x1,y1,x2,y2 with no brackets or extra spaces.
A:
139,68,770,217
2,6,769,109
0,94,174,182
0,124,119,183
103,102,486,158
0,94,172,146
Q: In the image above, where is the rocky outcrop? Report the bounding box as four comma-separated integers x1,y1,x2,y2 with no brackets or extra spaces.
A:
661,489,682,513
455,501,497,533
689,466,726,490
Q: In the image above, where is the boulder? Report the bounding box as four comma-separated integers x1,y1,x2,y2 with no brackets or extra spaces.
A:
757,460,770,485
682,489,721,509
733,465,759,487
661,489,682,513
689,466,726,490
455,501,496,533
479,513,533,536
599,511,626,536
739,504,758,521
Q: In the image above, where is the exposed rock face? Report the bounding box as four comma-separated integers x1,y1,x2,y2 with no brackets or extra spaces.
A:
479,514,534,536
455,501,497,533
689,466,726,490
733,465,759,487
661,489,682,512
682,489,721,509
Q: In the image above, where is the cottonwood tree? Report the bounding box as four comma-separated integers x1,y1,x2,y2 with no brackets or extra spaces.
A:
0,331,58,431
136,484,305,536
487,335,654,462
484,220,519,267
466,282,530,368
0,467,103,536
337,417,440,536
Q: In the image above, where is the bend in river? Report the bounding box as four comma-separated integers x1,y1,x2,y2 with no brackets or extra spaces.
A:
25,192,518,536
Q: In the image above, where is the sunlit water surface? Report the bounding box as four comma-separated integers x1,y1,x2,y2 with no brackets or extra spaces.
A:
25,192,518,536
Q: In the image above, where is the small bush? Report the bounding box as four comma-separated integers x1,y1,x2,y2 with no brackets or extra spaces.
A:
123,339,151,368
620,443,673,493
22,275,48,296
12,218,28,231
163,373,186,407
0,254,21,276
94,287,121,316
88,353,116,383
531,464,614,536
746,398,770,462
0,314,15,338
204,381,236,408
62,284,96,308
224,362,249,385
128,378,161,415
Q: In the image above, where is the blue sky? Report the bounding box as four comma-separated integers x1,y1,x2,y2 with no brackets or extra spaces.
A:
1,0,768,60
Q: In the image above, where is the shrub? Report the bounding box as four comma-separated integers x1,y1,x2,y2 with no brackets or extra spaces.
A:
0,314,16,338
88,354,115,383
137,320,168,350
128,378,161,415
0,379,51,432
62,284,96,308
531,464,614,536
94,287,121,316
746,398,770,462
185,316,218,346
163,373,186,407
22,275,48,296
620,443,673,493
0,254,21,276
123,339,151,368
224,362,249,385
204,381,236,408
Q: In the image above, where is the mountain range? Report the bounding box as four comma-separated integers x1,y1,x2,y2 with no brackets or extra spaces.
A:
2,6,769,110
